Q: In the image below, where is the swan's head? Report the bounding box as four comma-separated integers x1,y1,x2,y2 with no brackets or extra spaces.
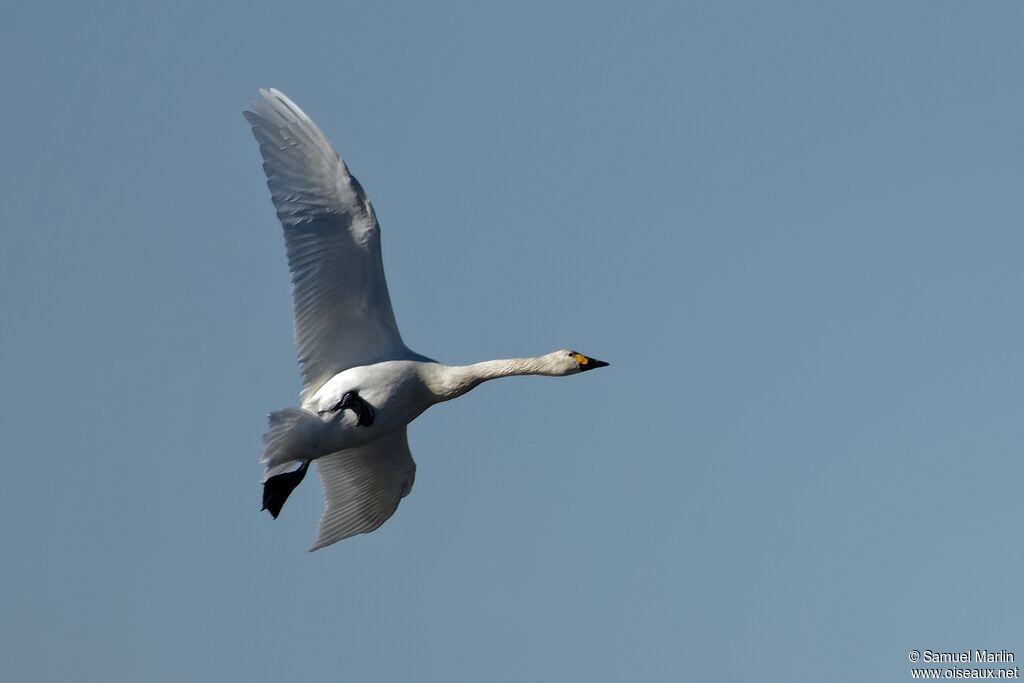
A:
545,349,610,376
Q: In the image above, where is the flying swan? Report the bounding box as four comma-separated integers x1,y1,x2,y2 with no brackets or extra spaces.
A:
245,88,608,550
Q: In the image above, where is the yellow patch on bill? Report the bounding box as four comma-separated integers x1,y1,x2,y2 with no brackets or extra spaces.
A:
574,353,589,365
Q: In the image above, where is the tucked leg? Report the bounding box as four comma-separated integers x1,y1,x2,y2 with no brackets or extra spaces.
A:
319,390,375,427
262,460,310,519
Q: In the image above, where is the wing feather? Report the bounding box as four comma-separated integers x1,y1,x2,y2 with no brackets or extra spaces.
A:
310,429,416,551
245,88,413,402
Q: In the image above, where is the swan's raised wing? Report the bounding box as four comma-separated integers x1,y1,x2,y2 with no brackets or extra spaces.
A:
310,429,416,551
245,88,410,402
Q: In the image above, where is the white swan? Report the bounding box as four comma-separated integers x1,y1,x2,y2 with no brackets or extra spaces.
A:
245,88,608,551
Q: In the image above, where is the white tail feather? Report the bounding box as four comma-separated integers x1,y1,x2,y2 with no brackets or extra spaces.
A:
260,408,325,479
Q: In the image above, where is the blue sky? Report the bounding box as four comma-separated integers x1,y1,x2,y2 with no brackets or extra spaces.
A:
2,2,1023,681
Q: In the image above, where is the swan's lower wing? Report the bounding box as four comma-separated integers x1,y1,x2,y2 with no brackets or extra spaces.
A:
310,428,416,551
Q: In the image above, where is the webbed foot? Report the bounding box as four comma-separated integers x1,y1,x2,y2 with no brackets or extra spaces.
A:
262,460,310,519
319,390,375,427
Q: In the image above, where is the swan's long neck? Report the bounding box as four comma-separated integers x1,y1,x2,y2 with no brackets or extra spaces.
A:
428,357,556,402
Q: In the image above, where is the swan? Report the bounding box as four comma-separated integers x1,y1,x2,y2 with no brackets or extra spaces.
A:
244,88,608,551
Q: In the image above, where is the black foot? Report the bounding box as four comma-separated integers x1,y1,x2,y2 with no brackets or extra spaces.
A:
262,461,310,519
320,390,375,426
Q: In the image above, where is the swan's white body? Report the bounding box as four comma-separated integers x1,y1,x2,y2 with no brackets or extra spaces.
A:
245,88,606,550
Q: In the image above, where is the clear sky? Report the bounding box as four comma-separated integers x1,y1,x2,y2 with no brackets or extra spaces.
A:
2,2,1023,681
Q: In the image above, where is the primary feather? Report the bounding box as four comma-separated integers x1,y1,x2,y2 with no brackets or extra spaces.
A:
245,88,414,403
